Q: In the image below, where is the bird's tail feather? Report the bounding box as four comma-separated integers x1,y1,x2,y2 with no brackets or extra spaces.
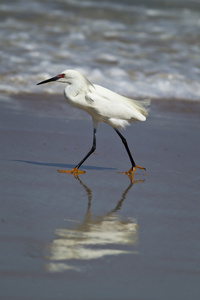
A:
132,98,151,117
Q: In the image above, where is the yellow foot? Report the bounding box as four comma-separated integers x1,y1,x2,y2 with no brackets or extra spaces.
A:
118,165,146,182
57,167,85,178
118,165,146,175
135,165,146,171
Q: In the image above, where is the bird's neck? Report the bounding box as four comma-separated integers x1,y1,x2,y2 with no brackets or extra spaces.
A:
65,79,91,98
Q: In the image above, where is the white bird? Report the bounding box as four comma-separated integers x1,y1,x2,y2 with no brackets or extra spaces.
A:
37,69,150,180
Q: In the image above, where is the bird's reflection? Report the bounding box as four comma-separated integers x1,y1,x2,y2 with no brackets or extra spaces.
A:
45,176,144,273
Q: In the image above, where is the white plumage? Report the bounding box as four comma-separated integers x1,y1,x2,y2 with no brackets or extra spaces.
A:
61,70,149,128
37,69,150,181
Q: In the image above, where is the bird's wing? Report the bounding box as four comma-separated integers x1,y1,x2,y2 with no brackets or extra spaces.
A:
86,84,149,122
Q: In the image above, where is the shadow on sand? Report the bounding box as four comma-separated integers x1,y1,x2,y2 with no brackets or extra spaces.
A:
13,159,116,172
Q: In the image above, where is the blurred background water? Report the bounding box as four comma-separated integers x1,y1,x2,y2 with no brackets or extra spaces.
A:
1,0,200,100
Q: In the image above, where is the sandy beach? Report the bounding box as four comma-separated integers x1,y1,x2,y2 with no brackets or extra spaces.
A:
0,93,200,300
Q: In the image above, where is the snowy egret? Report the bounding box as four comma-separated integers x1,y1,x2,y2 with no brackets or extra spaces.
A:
37,69,150,179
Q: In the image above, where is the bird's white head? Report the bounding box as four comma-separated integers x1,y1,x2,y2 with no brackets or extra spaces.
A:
37,69,90,87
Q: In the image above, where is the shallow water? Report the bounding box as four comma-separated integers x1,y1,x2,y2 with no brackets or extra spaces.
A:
0,94,200,299
1,0,200,100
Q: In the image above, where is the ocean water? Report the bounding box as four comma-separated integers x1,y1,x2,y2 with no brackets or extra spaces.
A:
1,0,200,100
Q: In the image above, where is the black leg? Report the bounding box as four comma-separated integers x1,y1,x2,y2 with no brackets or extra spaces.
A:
114,129,136,168
75,128,97,169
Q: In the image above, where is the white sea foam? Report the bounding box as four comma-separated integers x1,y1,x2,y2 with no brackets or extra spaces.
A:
0,0,200,100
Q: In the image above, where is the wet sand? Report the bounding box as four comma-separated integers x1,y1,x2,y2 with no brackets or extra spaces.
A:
0,93,200,300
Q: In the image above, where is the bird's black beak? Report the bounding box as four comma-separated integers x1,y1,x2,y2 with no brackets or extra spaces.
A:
37,74,63,85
